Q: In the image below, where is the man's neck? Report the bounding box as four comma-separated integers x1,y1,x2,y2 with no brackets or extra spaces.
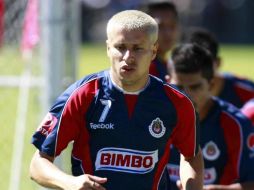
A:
156,52,167,63
210,74,224,97
109,71,150,93
198,98,214,121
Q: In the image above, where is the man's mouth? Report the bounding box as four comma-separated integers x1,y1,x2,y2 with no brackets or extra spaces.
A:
121,65,135,72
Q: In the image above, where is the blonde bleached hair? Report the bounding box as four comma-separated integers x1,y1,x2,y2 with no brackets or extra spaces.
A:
107,10,158,43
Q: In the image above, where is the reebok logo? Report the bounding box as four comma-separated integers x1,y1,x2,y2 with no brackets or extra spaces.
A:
90,123,114,130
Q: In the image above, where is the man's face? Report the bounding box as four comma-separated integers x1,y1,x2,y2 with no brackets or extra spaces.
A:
170,72,211,113
107,27,157,91
151,10,178,54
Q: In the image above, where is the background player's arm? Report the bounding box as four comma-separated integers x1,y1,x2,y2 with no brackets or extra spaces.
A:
29,150,107,190
180,147,204,190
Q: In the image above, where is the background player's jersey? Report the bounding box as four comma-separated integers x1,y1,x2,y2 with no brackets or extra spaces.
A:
241,98,254,125
168,97,254,190
219,73,254,108
31,70,198,190
149,57,168,82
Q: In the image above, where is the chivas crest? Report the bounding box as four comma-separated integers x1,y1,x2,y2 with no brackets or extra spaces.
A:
202,141,220,161
148,118,166,138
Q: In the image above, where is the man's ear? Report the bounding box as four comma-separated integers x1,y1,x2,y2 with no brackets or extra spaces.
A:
152,41,159,60
106,40,110,57
209,77,215,91
165,74,171,83
213,57,221,72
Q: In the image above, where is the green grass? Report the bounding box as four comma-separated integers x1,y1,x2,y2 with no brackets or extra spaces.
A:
0,88,19,189
0,44,253,189
0,88,41,189
220,45,254,80
20,89,42,190
0,47,25,75
78,43,109,77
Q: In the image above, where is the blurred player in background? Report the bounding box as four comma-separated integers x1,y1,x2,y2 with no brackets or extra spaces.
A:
181,27,254,108
141,1,179,81
29,10,204,190
168,43,254,190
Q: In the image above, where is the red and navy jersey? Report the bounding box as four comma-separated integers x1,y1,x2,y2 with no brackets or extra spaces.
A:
31,70,199,190
219,73,254,108
168,97,254,190
241,98,254,125
149,57,168,82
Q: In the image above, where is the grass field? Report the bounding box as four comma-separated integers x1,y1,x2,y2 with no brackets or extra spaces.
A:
0,44,253,189
219,45,254,80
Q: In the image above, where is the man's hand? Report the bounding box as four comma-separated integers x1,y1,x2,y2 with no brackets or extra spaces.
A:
176,180,183,190
179,148,204,190
66,174,107,190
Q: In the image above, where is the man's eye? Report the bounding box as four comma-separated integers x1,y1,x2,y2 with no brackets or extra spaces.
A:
190,85,202,91
116,45,125,51
133,47,143,51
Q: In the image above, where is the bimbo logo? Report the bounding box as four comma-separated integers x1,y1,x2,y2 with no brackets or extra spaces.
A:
95,147,158,174
167,164,216,184
167,164,180,182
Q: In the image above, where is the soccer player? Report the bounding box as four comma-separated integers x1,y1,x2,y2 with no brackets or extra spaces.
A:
168,43,254,190
29,10,203,190
141,1,179,81
182,27,254,108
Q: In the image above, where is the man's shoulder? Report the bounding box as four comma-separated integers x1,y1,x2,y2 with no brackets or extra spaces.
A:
223,72,254,88
77,70,107,86
62,70,108,97
163,82,192,102
159,82,195,112
214,97,252,127
214,97,241,115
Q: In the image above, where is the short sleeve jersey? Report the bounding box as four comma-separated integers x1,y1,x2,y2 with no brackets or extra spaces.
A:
168,97,254,190
31,70,198,190
219,73,254,108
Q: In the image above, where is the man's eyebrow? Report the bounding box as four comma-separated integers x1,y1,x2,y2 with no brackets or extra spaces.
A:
190,83,202,88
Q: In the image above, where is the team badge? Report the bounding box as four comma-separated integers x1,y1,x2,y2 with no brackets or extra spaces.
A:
202,141,220,161
247,133,254,152
148,118,166,138
37,113,57,136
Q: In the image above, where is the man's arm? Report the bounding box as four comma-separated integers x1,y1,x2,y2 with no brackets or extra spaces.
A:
29,150,107,190
180,147,204,190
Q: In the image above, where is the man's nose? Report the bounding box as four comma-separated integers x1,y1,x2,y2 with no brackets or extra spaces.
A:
123,50,133,61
